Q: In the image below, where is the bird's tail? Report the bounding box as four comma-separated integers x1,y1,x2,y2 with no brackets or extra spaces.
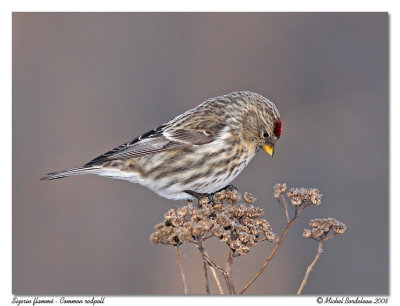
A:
40,166,100,181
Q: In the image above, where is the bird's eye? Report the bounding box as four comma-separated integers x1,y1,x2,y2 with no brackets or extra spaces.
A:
263,132,269,138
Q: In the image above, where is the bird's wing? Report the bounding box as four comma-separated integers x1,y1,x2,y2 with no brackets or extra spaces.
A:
84,124,218,166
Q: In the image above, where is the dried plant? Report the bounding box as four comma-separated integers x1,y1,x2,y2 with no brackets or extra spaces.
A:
150,189,277,294
150,184,346,295
297,218,347,294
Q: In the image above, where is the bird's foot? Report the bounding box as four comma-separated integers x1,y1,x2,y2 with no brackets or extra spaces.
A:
184,185,238,207
217,184,238,193
184,190,214,207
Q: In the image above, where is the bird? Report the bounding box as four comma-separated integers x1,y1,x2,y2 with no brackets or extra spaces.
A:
41,91,282,200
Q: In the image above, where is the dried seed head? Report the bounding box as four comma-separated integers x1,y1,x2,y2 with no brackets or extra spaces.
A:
246,206,263,218
311,194,321,205
154,223,165,231
152,188,278,253
231,240,242,250
212,224,223,237
213,190,226,202
261,220,270,231
291,196,302,206
304,218,346,241
199,197,210,206
194,211,206,220
236,223,250,234
247,236,257,246
201,203,213,211
310,188,321,196
192,224,205,236
303,229,312,238
238,245,250,255
333,223,347,234
167,233,180,245
171,217,184,227
161,225,173,236
177,229,192,242
287,189,295,198
225,196,234,204
164,209,176,221
273,183,287,194
220,231,231,243
187,208,197,216
183,221,194,231
177,207,188,217
297,188,308,199
149,231,164,244
264,230,278,242
238,231,251,242
198,220,212,231
312,228,325,238
244,192,256,204
216,214,231,227
309,219,322,228
255,218,264,225
212,202,223,210
323,225,330,232
241,217,255,228
230,190,242,203
233,204,246,217
249,226,261,236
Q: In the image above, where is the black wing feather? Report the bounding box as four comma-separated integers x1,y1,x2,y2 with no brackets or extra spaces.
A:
84,125,166,166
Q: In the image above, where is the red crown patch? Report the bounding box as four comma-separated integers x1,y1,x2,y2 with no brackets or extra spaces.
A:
274,118,282,138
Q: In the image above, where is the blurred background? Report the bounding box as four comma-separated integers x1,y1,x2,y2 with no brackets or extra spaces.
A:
12,13,388,295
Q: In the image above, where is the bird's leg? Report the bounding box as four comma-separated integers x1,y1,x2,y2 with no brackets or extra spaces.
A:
185,185,238,207
184,190,214,207
217,184,239,193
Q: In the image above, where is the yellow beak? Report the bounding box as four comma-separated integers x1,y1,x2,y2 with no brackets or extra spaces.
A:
263,144,274,157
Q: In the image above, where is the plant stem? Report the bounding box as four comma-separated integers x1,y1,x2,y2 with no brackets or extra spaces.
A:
225,248,236,294
203,251,226,274
297,240,324,294
323,232,338,242
208,263,224,294
175,246,188,294
281,196,290,224
197,239,210,294
202,251,225,294
240,215,297,294
203,249,234,294
276,197,285,210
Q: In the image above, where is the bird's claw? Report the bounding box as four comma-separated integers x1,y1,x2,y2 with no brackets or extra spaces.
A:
184,190,214,207
218,184,238,193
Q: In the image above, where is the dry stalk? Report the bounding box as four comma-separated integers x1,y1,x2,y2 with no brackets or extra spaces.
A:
174,246,188,294
297,240,323,294
207,263,224,294
226,248,236,294
240,185,322,294
297,218,346,294
276,197,290,224
203,249,235,294
197,239,210,294
240,215,296,294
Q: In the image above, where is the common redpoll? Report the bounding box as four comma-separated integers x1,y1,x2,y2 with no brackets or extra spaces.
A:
41,91,282,200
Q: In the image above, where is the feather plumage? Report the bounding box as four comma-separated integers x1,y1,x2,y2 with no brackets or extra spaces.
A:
41,91,282,200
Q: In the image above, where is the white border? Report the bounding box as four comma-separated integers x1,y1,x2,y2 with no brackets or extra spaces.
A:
2,1,397,305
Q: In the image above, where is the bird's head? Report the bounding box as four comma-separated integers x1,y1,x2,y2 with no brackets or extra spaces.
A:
239,92,281,157
260,117,281,157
